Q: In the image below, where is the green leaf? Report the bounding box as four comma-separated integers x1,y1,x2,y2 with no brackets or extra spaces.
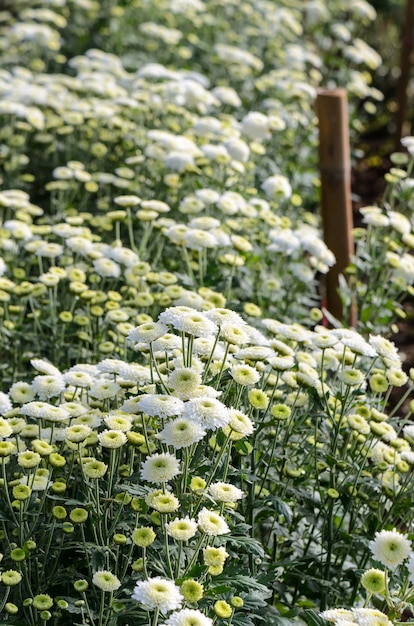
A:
304,610,329,626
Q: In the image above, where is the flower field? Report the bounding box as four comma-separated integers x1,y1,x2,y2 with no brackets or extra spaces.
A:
2,1,414,625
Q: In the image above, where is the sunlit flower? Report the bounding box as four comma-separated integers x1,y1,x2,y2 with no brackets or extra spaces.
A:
132,577,183,612
138,395,185,418
369,528,411,570
209,482,244,503
168,368,202,398
147,490,180,513
203,545,229,566
166,516,198,541
98,429,128,449
92,570,121,592
230,364,261,386
162,609,213,626
197,508,230,536
157,417,206,449
141,453,181,483
183,397,229,430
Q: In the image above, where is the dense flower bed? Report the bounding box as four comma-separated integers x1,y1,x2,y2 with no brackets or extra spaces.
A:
1,1,414,625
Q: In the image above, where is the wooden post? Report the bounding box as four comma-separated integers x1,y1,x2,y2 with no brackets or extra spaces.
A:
316,88,356,326
395,0,414,148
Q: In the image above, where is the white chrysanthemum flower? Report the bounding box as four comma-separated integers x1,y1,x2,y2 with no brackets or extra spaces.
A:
319,608,354,623
89,380,120,400
182,397,229,430
118,363,152,385
204,308,246,327
0,417,13,438
386,368,408,387
164,150,195,172
20,401,70,422
166,516,198,541
209,482,244,503
104,413,133,432
92,570,121,592
159,306,195,328
9,382,36,404
192,337,225,360
98,429,128,449
157,417,206,449
29,359,60,377
96,359,126,375
63,370,94,388
346,414,371,435
401,450,414,465
20,472,50,491
227,409,254,436
152,333,182,353
31,375,65,400
220,323,249,345
0,392,12,416
147,490,180,513
235,346,274,361
261,174,292,200
352,608,393,626
128,321,169,344
141,452,181,483
161,608,213,626
173,311,218,337
66,235,94,255
241,111,271,141
65,424,92,443
369,528,411,570
138,394,185,418
168,368,202,399
109,246,139,266
36,242,64,258
93,257,121,278
73,411,103,428
173,291,205,310
337,368,365,386
267,355,295,371
132,577,183,612
230,364,261,386
369,335,400,363
197,508,230,536
407,553,414,584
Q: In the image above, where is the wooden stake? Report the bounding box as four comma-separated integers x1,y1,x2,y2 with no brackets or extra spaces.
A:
395,0,414,148
316,88,356,326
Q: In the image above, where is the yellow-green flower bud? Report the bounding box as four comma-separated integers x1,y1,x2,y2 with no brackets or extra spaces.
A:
190,476,206,491
69,508,89,524
33,594,53,610
52,506,67,520
180,579,203,602
51,480,66,494
132,558,144,572
74,579,88,592
62,522,75,533
132,527,156,547
5,602,18,614
2,570,22,586
113,533,127,545
360,568,387,594
10,548,26,562
49,452,66,468
214,600,232,618
12,484,31,501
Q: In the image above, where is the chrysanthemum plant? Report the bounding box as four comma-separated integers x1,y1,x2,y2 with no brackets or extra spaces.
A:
312,527,414,626
340,144,414,335
2,306,414,624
